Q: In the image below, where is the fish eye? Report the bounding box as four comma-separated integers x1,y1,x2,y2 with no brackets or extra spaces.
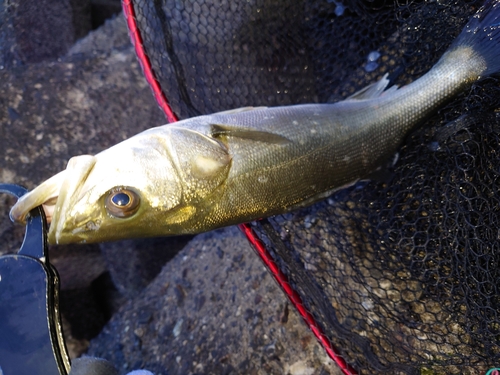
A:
105,187,140,218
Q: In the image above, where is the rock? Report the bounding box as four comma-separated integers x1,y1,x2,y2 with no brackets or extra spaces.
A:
0,13,168,358
69,356,119,375
88,0,122,31
68,13,130,56
87,227,341,375
99,236,192,299
0,15,165,192
0,0,86,67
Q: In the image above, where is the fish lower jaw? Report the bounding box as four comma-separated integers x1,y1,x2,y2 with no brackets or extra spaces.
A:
47,219,90,245
48,227,84,245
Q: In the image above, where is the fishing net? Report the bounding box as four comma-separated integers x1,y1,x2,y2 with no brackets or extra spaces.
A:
124,0,500,374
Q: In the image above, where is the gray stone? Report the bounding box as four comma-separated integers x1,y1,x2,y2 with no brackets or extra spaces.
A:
99,236,192,299
70,356,118,375
0,0,89,68
87,227,340,375
0,14,167,358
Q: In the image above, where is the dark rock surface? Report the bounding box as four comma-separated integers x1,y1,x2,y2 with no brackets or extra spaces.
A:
0,16,164,192
0,11,169,359
88,227,338,375
0,5,342,375
99,236,192,299
0,0,121,68
0,0,77,67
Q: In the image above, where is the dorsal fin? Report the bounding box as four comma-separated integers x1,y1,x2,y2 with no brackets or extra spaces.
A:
346,73,398,100
211,106,267,115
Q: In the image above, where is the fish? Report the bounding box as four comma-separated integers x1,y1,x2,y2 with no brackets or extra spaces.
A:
10,0,500,245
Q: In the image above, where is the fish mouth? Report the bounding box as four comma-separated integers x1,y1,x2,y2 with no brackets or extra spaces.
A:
10,170,67,224
48,155,97,245
10,155,97,245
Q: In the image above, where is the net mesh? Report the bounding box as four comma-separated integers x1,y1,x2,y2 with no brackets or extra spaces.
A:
127,0,500,373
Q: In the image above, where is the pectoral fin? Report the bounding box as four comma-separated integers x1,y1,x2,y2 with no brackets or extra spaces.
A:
164,206,196,225
210,124,291,144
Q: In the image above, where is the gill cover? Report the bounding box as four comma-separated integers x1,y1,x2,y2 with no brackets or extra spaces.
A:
164,126,231,199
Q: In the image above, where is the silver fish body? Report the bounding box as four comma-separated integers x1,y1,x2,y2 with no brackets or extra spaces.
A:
10,0,500,244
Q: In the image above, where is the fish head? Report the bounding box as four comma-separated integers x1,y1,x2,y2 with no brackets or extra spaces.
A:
10,126,231,244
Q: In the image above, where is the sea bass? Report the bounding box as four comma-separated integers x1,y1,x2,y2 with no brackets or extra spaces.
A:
10,0,500,244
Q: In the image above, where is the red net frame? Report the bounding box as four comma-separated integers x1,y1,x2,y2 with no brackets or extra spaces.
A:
122,0,355,373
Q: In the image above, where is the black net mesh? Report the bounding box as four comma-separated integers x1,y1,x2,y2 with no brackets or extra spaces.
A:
129,0,500,373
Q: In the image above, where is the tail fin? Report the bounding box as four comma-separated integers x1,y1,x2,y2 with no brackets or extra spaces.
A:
451,0,500,76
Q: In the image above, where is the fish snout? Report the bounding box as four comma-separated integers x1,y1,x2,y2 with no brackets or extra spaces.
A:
9,170,67,223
